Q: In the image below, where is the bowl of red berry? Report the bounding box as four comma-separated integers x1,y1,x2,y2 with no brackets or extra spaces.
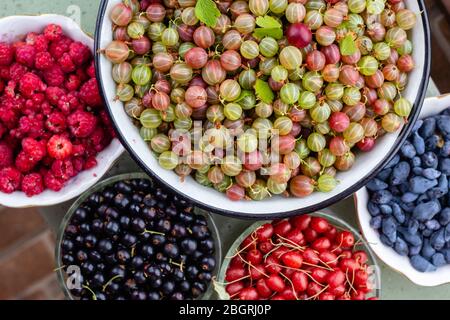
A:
215,210,381,300
0,15,124,208
95,0,430,218
56,173,222,300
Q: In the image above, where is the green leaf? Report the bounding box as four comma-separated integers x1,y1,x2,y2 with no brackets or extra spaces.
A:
340,34,357,56
235,90,253,103
366,0,385,15
195,0,220,27
254,79,274,104
253,15,283,40
255,15,281,29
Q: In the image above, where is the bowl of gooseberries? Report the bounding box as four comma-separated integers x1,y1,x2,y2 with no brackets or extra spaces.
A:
95,0,430,218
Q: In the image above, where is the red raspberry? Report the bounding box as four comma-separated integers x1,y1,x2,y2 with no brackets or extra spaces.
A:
15,151,37,173
79,78,102,107
0,80,4,93
41,101,53,116
0,66,10,80
51,159,75,181
58,52,76,73
25,32,38,45
47,134,73,160
45,112,67,133
99,110,112,127
86,60,96,78
88,127,105,151
84,156,98,170
35,51,54,70
0,123,6,139
44,171,65,192
76,68,89,83
19,72,47,98
4,80,16,98
16,115,45,139
0,143,13,168
72,144,85,157
32,93,46,105
72,156,85,173
22,137,47,161
42,64,65,87
45,86,66,106
57,95,71,114
49,36,72,59
0,42,14,66
34,35,49,52
65,74,81,91
0,167,22,193
9,63,28,82
21,173,44,196
69,41,91,66
67,110,97,138
0,106,19,129
15,44,36,68
44,24,63,41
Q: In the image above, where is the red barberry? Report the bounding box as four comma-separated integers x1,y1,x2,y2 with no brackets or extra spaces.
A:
58,52,76,73
43,64,65,87
69,41,91,66
0,142,13,168
45,112,67,133
21,173,44,196
22,137,47,161
19,72,46,98
67,110,97,138
35,51,54,70
44,171,65,191
0,42,14,66
15,44,36,68
47,134,73,160
51,159,75,181
44,24,63,41
0,167,22,193
79,78,102,107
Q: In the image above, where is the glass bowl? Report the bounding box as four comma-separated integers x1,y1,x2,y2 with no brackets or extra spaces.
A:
216,210,381,300
55,172,222,300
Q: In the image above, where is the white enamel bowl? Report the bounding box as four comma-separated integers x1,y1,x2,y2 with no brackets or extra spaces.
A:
356,94,450,287
95,1,430,218
0,15,124,208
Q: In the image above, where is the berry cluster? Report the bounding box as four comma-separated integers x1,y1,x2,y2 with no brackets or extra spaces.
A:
105,0,416,201
225,215,375,300
367,108,450,272
61,178,216,300
0,24,114,196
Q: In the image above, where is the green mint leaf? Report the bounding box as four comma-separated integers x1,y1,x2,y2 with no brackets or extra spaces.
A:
195,0,220,27
366,0,385,15
340,34,357,56
254,79,275,104
255,15,281,29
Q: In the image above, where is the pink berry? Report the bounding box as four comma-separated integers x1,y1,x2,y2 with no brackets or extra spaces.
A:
286,23,312,49
47,135,73,160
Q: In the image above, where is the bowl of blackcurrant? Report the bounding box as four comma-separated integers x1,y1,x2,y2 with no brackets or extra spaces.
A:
55,173,222,300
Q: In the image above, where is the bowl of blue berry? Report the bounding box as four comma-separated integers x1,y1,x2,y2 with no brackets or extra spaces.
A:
55,172,222,300
356,94,450,286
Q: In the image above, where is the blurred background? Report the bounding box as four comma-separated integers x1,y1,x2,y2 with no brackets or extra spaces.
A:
0,0,449,300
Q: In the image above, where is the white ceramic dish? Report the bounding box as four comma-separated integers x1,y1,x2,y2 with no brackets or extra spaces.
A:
0,15,124,208
355,94,450,287
95,0,430,218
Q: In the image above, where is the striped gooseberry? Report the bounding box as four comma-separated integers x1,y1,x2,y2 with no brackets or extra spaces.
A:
240,40,260,60
141,109,162,129
365,69,385,89
234,14,256,34
360,118,378,137
343,102,366,122
298,91,316,110
357,56,378,76
202,60,226,85
322,64,340,82
396,9,417,30
329,112,350,133
184,47,208,69
221,155,243,177
302,71,323,93
177,24,195,42
348,0,366,13
220,79,242,102
175,102,193,119
271,65,288,83
268,163,292,184
220,50,242,71
397,40,413,56
255,102,273,118
178,42,195,59
247,179,271,201
110,3,133,26
224,103,243,121
339,65,359,86
213,14,232,34
259,37,279,58
116,83,134,102
329,136,349,156
280,83,300,105
334,151,355,171
321,44,340,64
146,4,166,22
226,184,246,201
373,99,391,116
105,40,129,64
236,170,257,188
381,8,396,27
397,54,414,73
306,50,326,71
181,7,199,26
170,63,193,84
193,26,215,48
131,64,152,86
222,30,242,50
382,64,399,82
152,91,170,111
356,36,373,55
382,113,403,132
285,3,306,23
267,178,288,195
290,175,315,198
284,151,301,170
394,97,412,117
185,86,208,109
249,0,269,16
385,27,407,48
318,148,336,168
377,82,397,101
230,0,250,17
323,8,344,27
307,132,326,152
269,0,288,14
325,83,344,101
310,102,331,123
315,26,336,46
127,22,145,39
342,87,361,106
112,62,132,84
279,46,303,70
317,174,337,192
131,36,151,55
286,23,312,49
343,122,365,144
274,116,294,136
304,10,323,30
208,166,225,185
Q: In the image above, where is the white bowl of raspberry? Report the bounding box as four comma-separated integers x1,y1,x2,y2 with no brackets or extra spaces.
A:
0,15,124,208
